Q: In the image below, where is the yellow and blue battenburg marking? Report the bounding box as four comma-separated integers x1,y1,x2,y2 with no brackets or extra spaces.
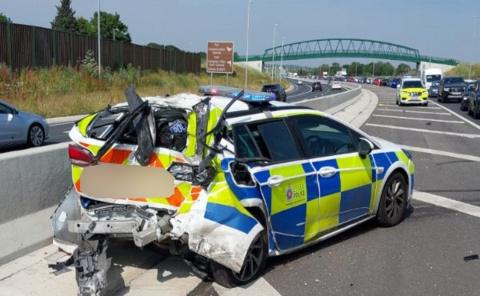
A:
202,181,259,234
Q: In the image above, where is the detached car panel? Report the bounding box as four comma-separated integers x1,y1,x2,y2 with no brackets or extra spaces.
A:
51,87,414,294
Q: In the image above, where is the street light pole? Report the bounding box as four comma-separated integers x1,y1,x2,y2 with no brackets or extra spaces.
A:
244,0,252,89
280,37,285,80
97,0,101,76
271,24,277,81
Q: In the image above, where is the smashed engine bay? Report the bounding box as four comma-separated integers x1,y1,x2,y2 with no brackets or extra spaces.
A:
50,87,264,295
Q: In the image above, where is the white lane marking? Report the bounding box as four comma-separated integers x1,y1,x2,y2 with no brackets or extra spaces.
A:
414,191,480,219
376,108,451,115
429,99,480,131
401,144,480,162
372,114,464,124
378,103,442,110
48,122,76,127
365,123,480,138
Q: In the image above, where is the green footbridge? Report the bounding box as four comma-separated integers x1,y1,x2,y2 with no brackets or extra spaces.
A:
234,38,458,66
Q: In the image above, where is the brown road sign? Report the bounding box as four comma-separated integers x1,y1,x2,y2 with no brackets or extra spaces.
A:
207,41,234,74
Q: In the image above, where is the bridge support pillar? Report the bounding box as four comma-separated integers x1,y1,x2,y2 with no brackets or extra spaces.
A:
415,62,420,76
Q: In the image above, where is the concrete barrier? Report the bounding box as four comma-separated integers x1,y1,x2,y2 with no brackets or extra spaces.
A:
0,84,364,265
0,143,71,264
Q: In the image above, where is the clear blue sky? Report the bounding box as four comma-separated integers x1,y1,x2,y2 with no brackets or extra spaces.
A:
1,0,479,63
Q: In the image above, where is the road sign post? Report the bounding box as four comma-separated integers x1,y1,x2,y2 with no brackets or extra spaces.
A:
207,41,234,75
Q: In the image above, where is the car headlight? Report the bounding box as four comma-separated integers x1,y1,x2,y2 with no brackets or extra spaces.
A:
444,87,450,92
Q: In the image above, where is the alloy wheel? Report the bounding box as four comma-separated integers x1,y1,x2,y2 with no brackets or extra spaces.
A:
233,234,265,282
385,178,405,219
30,126,44,146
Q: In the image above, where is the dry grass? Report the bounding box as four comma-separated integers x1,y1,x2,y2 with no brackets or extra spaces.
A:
446,63,480,79
0,64,288,118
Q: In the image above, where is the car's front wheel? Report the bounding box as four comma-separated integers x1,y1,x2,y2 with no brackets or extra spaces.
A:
211,229,268,288
28,124,45,147
376,171,408,227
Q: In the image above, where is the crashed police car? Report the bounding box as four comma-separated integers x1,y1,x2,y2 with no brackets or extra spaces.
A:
50,86,414,295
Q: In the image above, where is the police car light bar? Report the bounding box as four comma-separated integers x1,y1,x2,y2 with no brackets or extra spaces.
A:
199,85,276,102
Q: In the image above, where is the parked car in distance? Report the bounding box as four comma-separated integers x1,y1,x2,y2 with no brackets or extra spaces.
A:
373,78,382,86
331,82,342,90
0,99,49,148
261,84,287,102
311,82,323,92
346,76,356,83
461,81,476,111
389,78,401,88
467,80,480,118
428,81,440,98
297,80,303,85
438,76,466,103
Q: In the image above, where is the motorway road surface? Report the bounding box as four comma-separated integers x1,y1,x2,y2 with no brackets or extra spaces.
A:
3,84,479,296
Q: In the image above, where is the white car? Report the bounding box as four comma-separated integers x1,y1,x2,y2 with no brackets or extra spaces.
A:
331,82,342,90
297,80,303,85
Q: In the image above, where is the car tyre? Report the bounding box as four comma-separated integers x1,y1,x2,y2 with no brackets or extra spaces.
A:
376,171,408,227
475,109,480,119
28,124,45,147
210,223,267,288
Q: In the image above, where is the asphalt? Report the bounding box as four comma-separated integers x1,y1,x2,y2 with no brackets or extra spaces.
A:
262,84,480,296
286,79,345,103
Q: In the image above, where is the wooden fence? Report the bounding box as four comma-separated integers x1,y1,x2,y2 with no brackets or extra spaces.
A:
0,22,201,74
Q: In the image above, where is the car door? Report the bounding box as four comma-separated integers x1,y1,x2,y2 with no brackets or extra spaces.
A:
233,119,319,251
289,115,376,231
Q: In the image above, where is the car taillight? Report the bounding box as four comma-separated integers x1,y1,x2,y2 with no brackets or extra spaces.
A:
68,144,94,167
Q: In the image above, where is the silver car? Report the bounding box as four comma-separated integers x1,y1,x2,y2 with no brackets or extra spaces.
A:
0,99,49,148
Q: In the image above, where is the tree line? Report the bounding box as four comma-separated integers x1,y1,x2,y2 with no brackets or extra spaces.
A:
289,61,413,77
2,0,184,51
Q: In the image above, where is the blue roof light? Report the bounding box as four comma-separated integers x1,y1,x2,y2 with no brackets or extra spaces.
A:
199,85,276,102
230,91,276,102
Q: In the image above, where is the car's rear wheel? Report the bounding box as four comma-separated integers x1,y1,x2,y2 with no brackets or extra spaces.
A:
211,224,267,287
376,171,408,227
28,124,45,147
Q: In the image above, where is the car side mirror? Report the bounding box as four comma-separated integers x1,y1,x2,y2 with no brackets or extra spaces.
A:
12,109,18,115
358,138,374,158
